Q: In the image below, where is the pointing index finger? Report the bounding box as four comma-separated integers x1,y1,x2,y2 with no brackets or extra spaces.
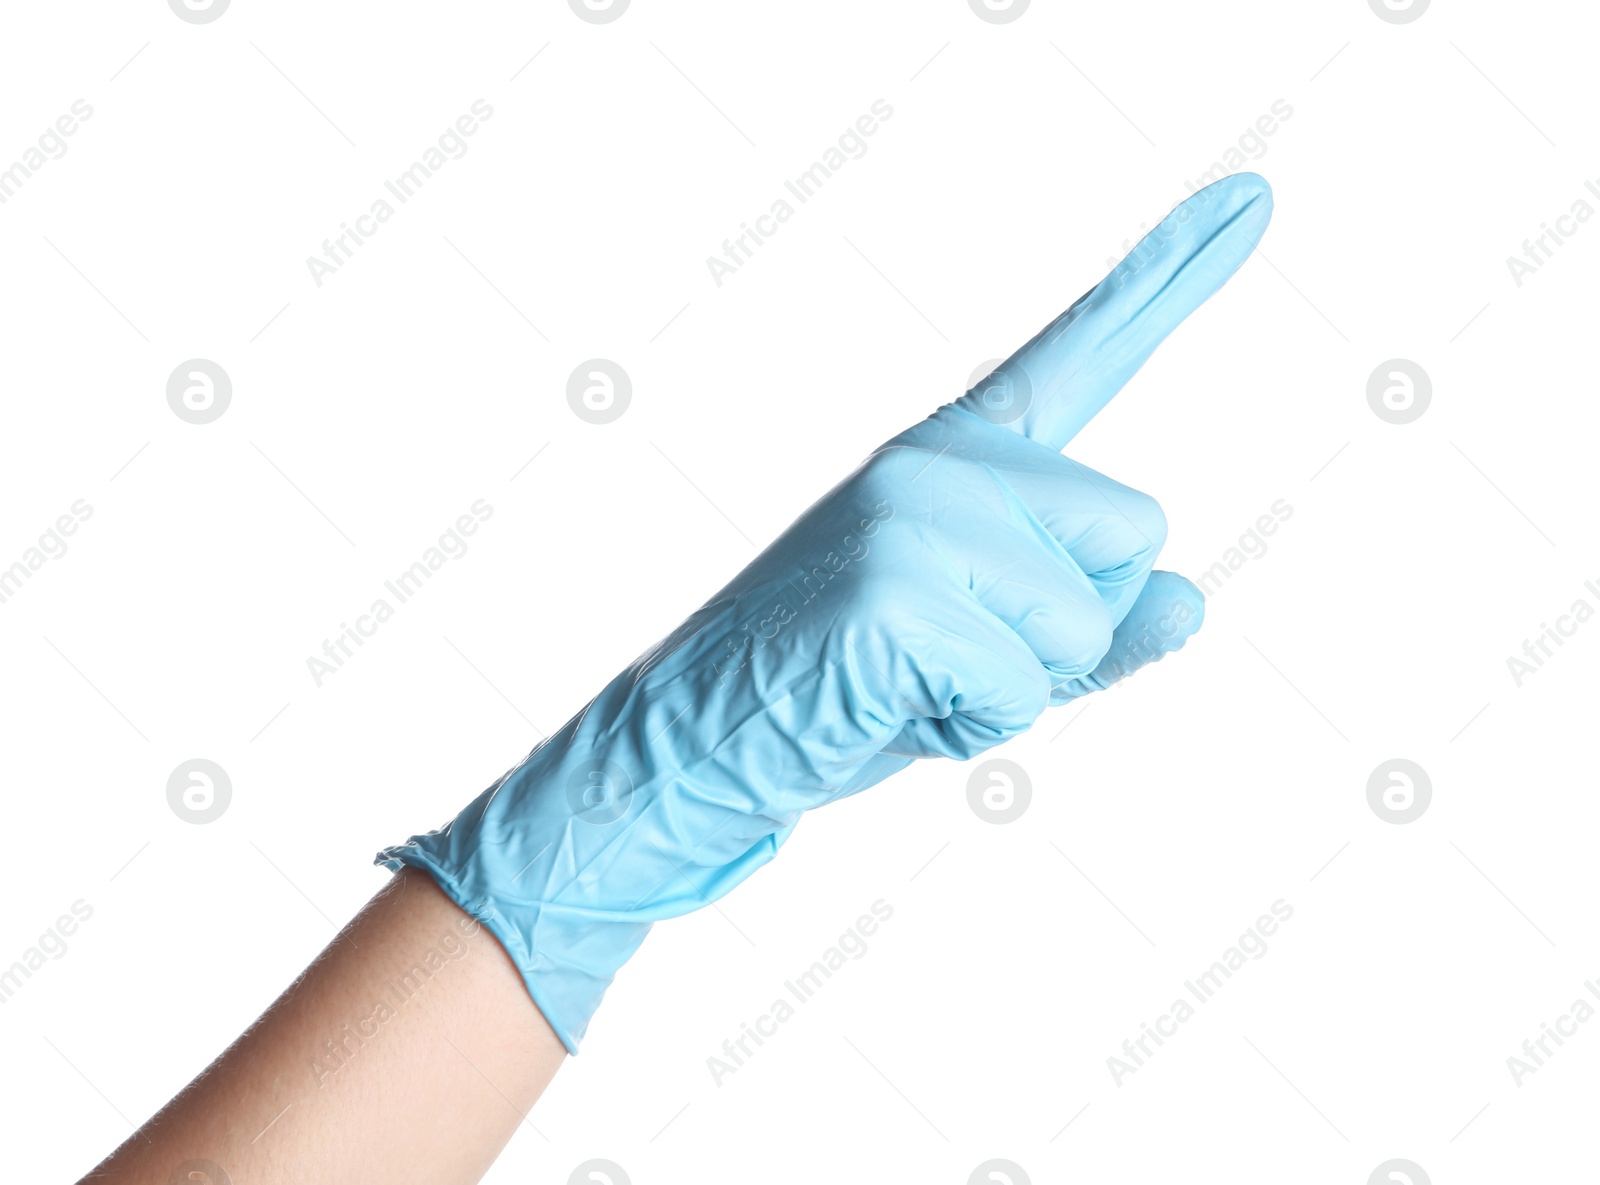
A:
958,172,1274,451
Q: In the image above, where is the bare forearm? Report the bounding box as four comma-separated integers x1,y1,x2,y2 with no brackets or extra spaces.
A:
81,868,565,1185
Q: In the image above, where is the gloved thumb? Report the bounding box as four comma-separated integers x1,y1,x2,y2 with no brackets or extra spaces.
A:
1052,570,1204,702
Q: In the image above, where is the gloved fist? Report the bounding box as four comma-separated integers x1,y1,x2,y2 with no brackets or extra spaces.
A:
379,172,1274,1052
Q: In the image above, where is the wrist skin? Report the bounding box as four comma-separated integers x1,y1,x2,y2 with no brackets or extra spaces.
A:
80,867,567,1185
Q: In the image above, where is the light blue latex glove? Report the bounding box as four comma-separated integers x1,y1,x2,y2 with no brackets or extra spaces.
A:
379,172,1274,1052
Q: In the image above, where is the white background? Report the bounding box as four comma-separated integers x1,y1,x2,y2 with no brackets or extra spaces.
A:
2,0,1596,1181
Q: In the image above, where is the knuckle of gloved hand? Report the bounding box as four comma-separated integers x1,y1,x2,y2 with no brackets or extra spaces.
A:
1059,604,1116,676
992,655,1052,726
1003,698,1050,752
1125,489,1169,557
951,731,1011,764
950,705,1041,764
855,444,921,501
843,568,910,633
857,437,987,507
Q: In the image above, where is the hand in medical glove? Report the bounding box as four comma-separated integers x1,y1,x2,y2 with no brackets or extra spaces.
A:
380,171,1274,1052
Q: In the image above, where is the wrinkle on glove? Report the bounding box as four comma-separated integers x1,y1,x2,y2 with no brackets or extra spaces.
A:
379,173,1273,1053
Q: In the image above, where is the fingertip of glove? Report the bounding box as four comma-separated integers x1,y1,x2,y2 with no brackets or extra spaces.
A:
1146,570,1205,649
1180,171,1274,258
1206,171,1273,222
